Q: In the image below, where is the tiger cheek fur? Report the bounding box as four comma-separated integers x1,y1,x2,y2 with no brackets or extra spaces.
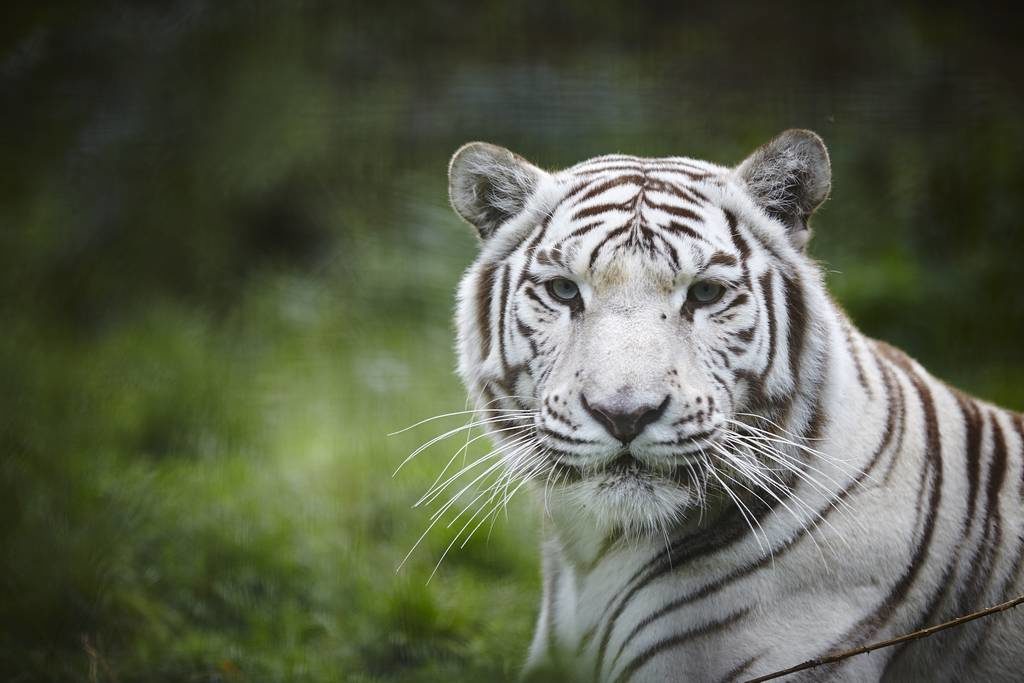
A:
445,131,1024,682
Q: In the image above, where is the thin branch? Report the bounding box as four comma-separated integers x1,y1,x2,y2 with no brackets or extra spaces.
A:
745,593,1024,682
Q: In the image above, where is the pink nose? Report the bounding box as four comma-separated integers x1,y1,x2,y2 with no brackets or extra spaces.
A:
581,395,670,443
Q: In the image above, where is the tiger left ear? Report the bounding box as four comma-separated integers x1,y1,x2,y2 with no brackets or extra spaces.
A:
448,142,547,240
735,129,831,250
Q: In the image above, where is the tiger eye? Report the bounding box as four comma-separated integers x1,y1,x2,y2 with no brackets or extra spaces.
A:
688,281,725,305
547,278,580,303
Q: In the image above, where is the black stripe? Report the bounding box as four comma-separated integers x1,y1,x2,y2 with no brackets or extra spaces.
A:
588,224,631,269
706,251,739,268
717,292,750,316
826,342,944,675
611,608,750,683
717,654,760,683
592,497,781,676
645,176,710,204
510,213,554,289
782,272,807,385
547,219,606,253
515,315,540,356
572,199,635,222
571,163,712,181
612,375,897,668
523,285,559,315
958,394,984,541
1014,413,1024,499
645,200,703,223
475,263,497,360
576,174,646,203
496,265,512,375
660,220,711,245
840,311,872,397
536,425,597,446
758,271,777,383
724,209,751,259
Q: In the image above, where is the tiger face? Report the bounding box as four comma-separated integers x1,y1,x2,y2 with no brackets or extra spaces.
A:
449,131,831,537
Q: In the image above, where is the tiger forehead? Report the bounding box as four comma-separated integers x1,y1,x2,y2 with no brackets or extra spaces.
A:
562,154,725,178
590,257,676,292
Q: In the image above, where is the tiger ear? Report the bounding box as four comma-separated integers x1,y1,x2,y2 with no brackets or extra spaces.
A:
735,129,831,250
448,142,547,239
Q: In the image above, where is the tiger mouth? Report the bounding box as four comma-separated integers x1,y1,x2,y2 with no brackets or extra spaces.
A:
552,452,699,485
606,454,649,474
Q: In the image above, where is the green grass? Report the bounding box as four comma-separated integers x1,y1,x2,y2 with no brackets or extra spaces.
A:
1,268,541,682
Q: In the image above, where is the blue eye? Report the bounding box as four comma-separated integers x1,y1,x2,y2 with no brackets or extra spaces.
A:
689,281,725,305
546,278,580,303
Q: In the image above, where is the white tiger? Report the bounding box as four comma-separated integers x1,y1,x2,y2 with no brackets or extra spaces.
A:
442,130,1024,681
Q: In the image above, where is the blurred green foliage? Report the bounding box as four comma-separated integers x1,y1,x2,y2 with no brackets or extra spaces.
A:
2,1,1024,680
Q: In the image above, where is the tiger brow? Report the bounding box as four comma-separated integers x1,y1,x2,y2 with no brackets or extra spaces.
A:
535,246,571,269
695,249,745,283
705,251,739,269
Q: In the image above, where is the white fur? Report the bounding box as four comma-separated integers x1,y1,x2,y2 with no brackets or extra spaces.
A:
447,135,1024,682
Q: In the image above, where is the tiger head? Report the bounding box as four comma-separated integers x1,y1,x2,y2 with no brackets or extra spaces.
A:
448,130,833,538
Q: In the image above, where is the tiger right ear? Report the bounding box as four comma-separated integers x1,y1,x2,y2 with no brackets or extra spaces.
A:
448,142,546,240
736,129,831,250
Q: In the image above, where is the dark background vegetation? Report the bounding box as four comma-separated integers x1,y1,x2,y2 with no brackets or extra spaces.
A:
3,2,1024,680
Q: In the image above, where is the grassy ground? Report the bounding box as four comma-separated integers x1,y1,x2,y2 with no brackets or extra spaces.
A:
1,240,543,681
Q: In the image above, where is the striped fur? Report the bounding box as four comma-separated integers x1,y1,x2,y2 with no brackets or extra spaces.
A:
447,132,1024,681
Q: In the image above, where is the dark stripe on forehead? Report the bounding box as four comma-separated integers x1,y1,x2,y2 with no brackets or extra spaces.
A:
546,219,623,261
644,176,710,204
514,212,554,290
534,248,557,267
588,224,631,269
662,220,712,246
653,231,681,270
568,154,641,170
645,200,703,223
569,163,643,177
556,219,606,244
724,210,751,261
572,199,635,222
576,174,646,204
569,163,713,181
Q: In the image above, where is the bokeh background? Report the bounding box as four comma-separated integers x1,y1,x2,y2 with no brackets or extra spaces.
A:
3,2,1024,680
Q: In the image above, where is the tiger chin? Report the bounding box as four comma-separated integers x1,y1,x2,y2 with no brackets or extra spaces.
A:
444,130,1024,682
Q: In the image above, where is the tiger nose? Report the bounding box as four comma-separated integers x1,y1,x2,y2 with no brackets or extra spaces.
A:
581,395,670,444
